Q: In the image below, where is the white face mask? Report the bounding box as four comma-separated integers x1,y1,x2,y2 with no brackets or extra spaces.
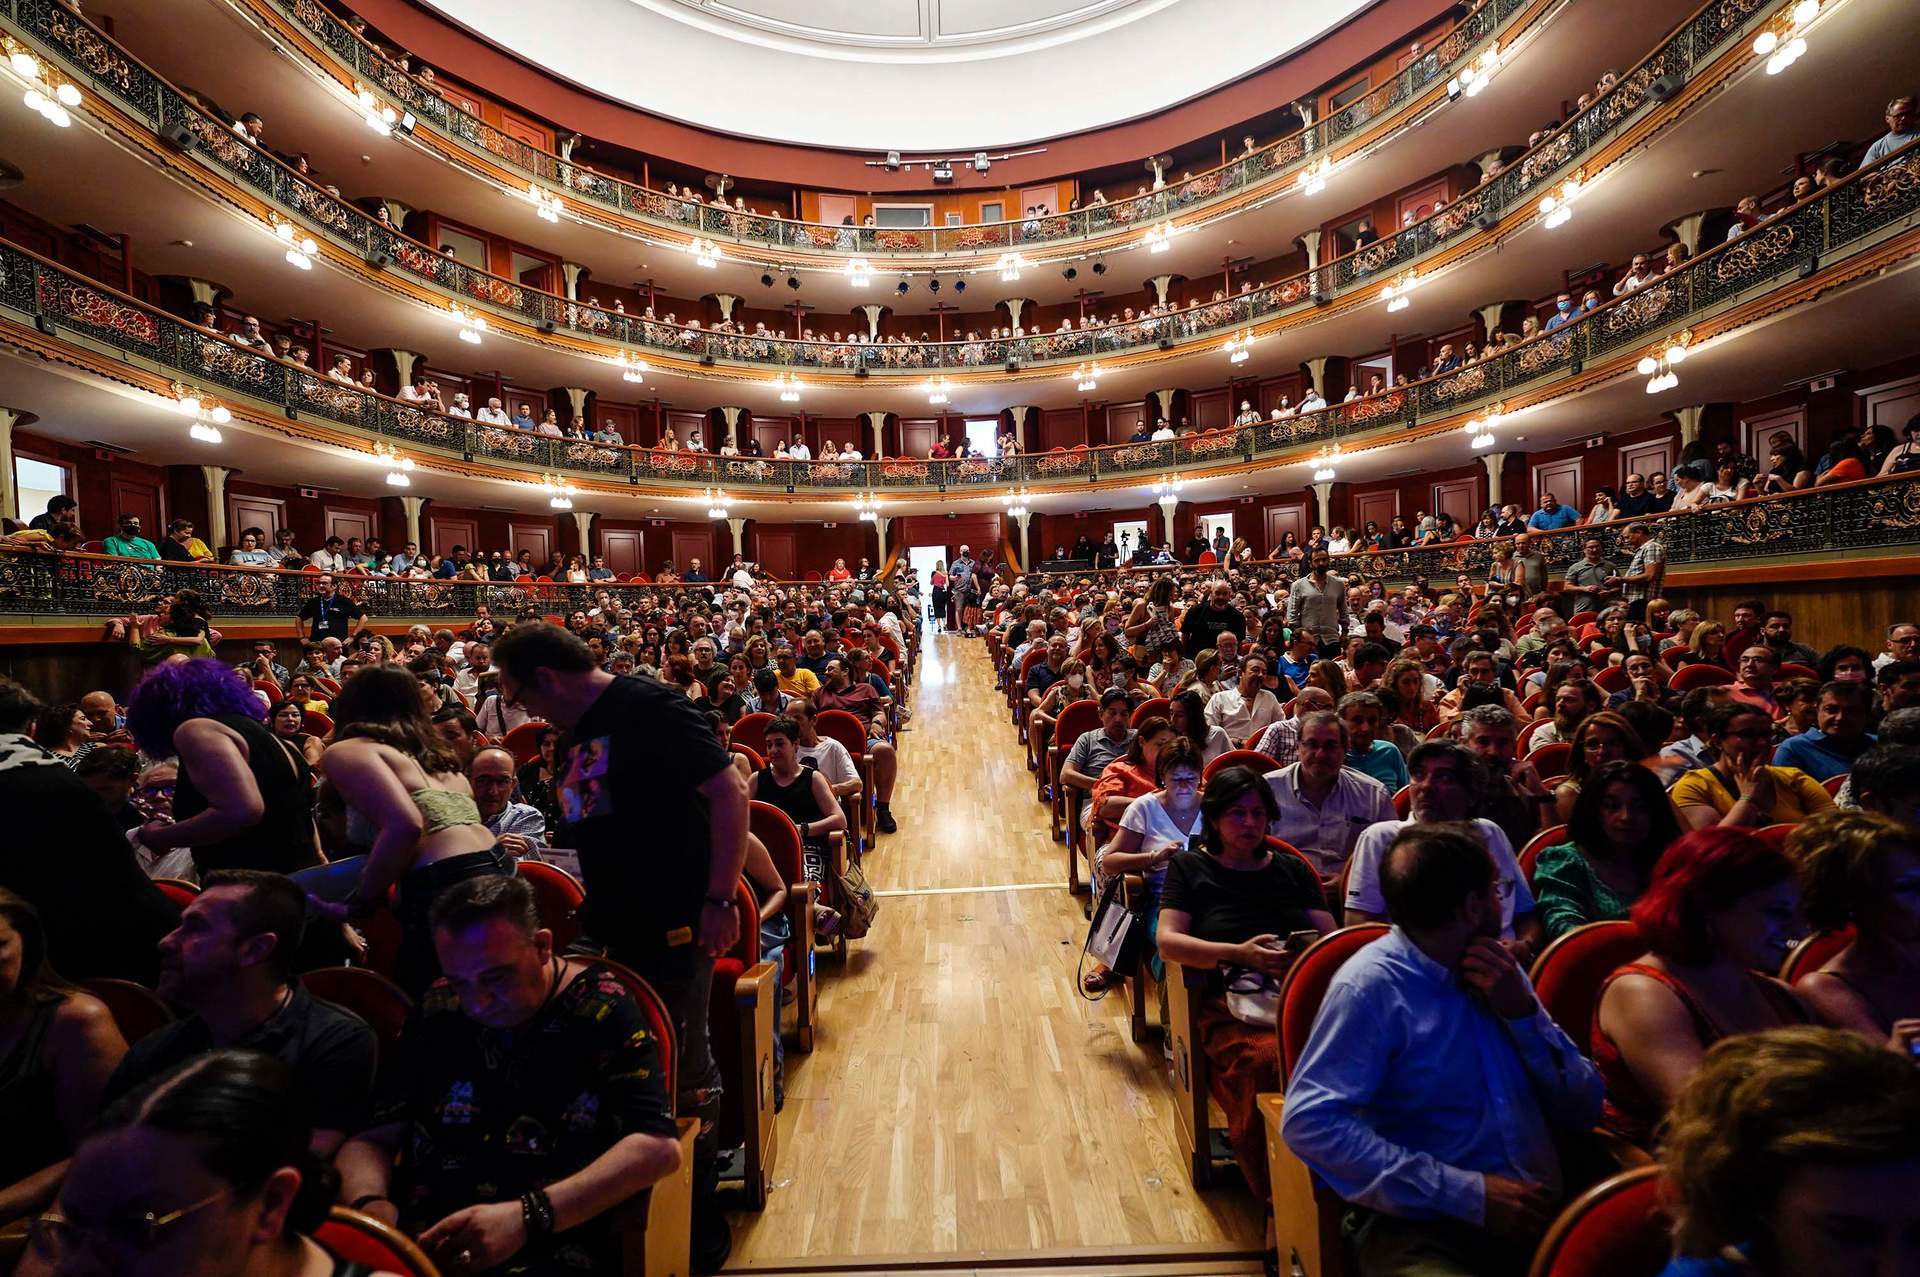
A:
1067,674,1085,689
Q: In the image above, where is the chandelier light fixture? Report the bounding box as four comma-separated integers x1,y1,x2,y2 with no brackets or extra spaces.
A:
856,490,883,523
845,257,872,287
1539,176,1582,229
690,238,721,269
273,219,318,270
925,376,951,406
1463,404,1505,450
448,301,487,344
527,183,563,223
171,383,230,444
701,488,731,520
7,43,80,127
1151,474,1185,498
1143,221,1176,254
541,474,577,510
354,86,401,136
1000,487,1030,519
1755,0,1819,73
1638,332,1691,394
997,253,1026,283
775,372,802,403
616,351,647,384
372,439,414,487
1298,157,1333,196
1310,442,1344,484
1455,46,1501,98
1224,330,1254,364
1380,272,1419,312
1073,363,1101,393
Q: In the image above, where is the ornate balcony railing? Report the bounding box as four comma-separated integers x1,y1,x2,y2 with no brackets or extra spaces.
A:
3,140,1911,496
1,472,1913,621
260,0,1531,259
0,0,1787,377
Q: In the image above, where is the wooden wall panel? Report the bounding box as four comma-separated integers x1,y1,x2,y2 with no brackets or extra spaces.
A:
510,523,553,567
1741,405,1806,461
600,528,644,577
1531,456,1583,510
1350,488,1399,537
324,508,374,547
1859,373,1920,433
429,515,478,557
669,528,713,575
228,494,285,547
1619,437,1675,487
1190,388,1231,431
1265,503,1309,552
1430,476,1480,529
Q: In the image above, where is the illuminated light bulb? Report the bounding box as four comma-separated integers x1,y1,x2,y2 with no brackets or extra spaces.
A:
46,104,68,127
22,87,43,113
1785,36,1807,58
1665,344,1687,365
9,51,39,77
1637,355,1659,376
177,395,201,416
1386,295,1410,312
458,326,481,344
1753,29,1779,55
1791,0,1818,25
54,82,80,108
385,469,410,487
208,405,232,424
357,88,376,108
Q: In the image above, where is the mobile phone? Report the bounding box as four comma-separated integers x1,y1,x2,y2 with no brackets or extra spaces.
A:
1284,929,1320,953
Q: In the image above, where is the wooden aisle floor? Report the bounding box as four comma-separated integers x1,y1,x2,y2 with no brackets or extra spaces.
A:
726,632,1265,1272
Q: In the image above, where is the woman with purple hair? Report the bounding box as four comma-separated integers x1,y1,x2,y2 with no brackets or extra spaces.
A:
126,659,319,877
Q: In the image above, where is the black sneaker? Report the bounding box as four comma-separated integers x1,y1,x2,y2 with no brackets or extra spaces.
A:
876,805,897,834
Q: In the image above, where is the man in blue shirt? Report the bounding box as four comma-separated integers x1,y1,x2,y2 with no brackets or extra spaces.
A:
1773,681,1875,781
434,546,469,578
1526,492,1579,531
1338,691,1410,793
1282,824,1603,1276
1541,292,1576,331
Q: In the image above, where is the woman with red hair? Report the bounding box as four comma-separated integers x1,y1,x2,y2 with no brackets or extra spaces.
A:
1592,827,1812,1147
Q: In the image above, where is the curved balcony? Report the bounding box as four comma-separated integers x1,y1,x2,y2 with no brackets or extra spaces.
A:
1,470,1913,621
5,138,1913,498
0,0,1794,385
259,0,1535,262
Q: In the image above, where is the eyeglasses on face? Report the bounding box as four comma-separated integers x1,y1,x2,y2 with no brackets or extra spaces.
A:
30,1188,228,1259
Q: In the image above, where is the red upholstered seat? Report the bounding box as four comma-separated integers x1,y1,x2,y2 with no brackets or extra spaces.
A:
300,966,413,1052
1822,772,1848,798
518,859,586,952
1278,924,1390,1080
303,710,334,738
1780,925,1854,983
1777,662,1818,681
732,743,765,772
152,877,198,909
1591,665,1628,693
1528,921,1645,1050
1668,664,1733,691
80,978,174,1045
500,719,551,766
1518,825,1569,888
1131,697,1171,727
1527,1165,1670,1277
732,712,774,757
1754,822,1798,851
1526,741,1573,782
1517,718,1556,754
1390,784,1411,818
316,1206,442,1277
1203,749,1281,784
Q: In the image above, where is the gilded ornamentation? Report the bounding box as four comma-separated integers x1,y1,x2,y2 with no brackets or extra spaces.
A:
40,279,159,346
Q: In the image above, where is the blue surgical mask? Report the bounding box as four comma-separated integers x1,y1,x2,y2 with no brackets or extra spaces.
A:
1557,300,1571,312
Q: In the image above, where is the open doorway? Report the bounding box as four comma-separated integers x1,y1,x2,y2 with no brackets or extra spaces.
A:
1197,512,1234,560
964,418,1000,457
907,545,947,631
1112,518,1149,564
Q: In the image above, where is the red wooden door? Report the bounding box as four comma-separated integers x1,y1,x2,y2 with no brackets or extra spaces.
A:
109,477,162,537
325,508,374,548
510,523,553,568
756,529,798,580
227,494,285,547
1430,476,1480,530
670,529,712,576
429,516,479,559
1351,489,1399,537
1264,503,1309,552
601,529,643,577
1741,406,1806,461
1619,439,1674,488
1532,457,1584,510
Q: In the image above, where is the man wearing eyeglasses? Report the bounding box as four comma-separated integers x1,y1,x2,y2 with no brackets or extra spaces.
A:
1875,622,1920,671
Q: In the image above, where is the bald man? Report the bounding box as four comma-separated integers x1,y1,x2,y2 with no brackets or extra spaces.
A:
1252,686,1336,767
467,746,545,857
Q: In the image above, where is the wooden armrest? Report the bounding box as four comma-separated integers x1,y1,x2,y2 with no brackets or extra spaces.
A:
612,1115,698,1277
784,879,819,1051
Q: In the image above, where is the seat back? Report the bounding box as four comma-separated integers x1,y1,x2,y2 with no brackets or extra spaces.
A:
732,712,774,757
1668,664,1733,691
749,801,808,888
732,743,765,772
80,978,174,1045
1517,718,1555,755
1754,822,1798,851
1591,665,1628,693
1527,1164,1670,1277
1204,748,1281,784
1527,741,1574,782
1131,697,1171,727
316,1206,443,1277
500,719,552,766
300,966,413,1052
303,710,335,738
1822,772,1848,798
1777,662,1819,682
518,859,587,952
1054,699,1104,756
814,708,869,762
1528,920,1645,1049
1781,925,1855,984
1519,824,1570,887
1277,924,1391,1080
152,877,199,909
586,957,677,1102
1390,783,1412,818
1263,835,1321,883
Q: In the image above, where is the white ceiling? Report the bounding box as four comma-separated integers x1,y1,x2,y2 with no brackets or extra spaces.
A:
419,0,1375,150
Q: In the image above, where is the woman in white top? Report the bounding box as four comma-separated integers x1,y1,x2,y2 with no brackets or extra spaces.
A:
1702,460,1751,503
1100,738,1205,895
1586,487,1619,523
227,530,276,567
1326,527,1352,554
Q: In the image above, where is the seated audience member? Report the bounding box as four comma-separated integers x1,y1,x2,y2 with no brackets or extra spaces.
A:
1283,825,1604,1277
1672,703,1836,829
1205,657,1283,744
1438,650,1527,723
812,662,899,833
1026,657,1089,764
265,699,325,769
335,875,682,1276
1728,645,1786,720
0,888,129,1226
1771,680,1876,781
1552,710,1650,822
754,716,847,895
1251,686,1335,767
1345,742,1542,954
1337,690,1410,792
1534,760,1680,939
1264,710,1395,876
1529,678,1603,748
74,744,143,830
1656,1026,1920,1277
1457,705,1555,850
1594,829,1813,1147
1061,689,1136,795
1087,738,1205,993
1086,716,1174,861
1171,687,1235,764
32,1049,371,1277
1156,766,1334,1200
468,745,545,855
0,677,178,984
1788,809,1920,1043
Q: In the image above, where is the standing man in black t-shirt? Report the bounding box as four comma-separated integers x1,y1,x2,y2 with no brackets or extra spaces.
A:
489,622,748,1271
295,574,369,645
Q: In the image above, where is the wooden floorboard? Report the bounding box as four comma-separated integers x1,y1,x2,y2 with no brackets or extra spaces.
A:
726,634,1265,1268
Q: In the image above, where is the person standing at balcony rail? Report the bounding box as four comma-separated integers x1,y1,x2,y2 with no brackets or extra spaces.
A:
1287,550,1349,658
1863,95,1916,164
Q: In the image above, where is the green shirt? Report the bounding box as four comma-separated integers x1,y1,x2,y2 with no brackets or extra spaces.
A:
103,535,159,559
1532,841,1636,940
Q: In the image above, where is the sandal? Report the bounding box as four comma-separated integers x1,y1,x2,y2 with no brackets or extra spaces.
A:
1082,968,1114,995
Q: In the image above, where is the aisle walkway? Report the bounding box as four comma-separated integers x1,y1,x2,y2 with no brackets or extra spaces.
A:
727,633,1264,1271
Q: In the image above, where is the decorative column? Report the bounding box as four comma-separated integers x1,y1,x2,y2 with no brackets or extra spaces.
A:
873,514,891,564
1312,481,1334,530
200,466,232,553
1479,451,1508,510
1303,357,1330,397
859,305,887,341
1295,231,1323,271
1150,390,1176,424
711,294,741,323
1147,275,1175,307
1010,509,1032,571
1672,404,1707,447
1156,493,1180,550
1001,298,1031,332
400,495,427,549
1666,212,1708,257
1006,406,1036,451
864,411,888,460
0,406,29,521
571,511,595,558
372,348,428,389
558,387,591,427
725,517,747,558
717,406,746,449
560,262,590,301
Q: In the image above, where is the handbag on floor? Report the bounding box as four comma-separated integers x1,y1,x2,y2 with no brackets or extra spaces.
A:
834,856,879,940
1223,967,1281,1028
1077,874,1145,1001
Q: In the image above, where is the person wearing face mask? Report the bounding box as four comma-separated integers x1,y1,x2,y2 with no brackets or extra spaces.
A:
1543,291,1577,331
1592,829,1815,1149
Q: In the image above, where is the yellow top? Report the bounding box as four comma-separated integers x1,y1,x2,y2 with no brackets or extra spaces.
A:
1669,765,1835,825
